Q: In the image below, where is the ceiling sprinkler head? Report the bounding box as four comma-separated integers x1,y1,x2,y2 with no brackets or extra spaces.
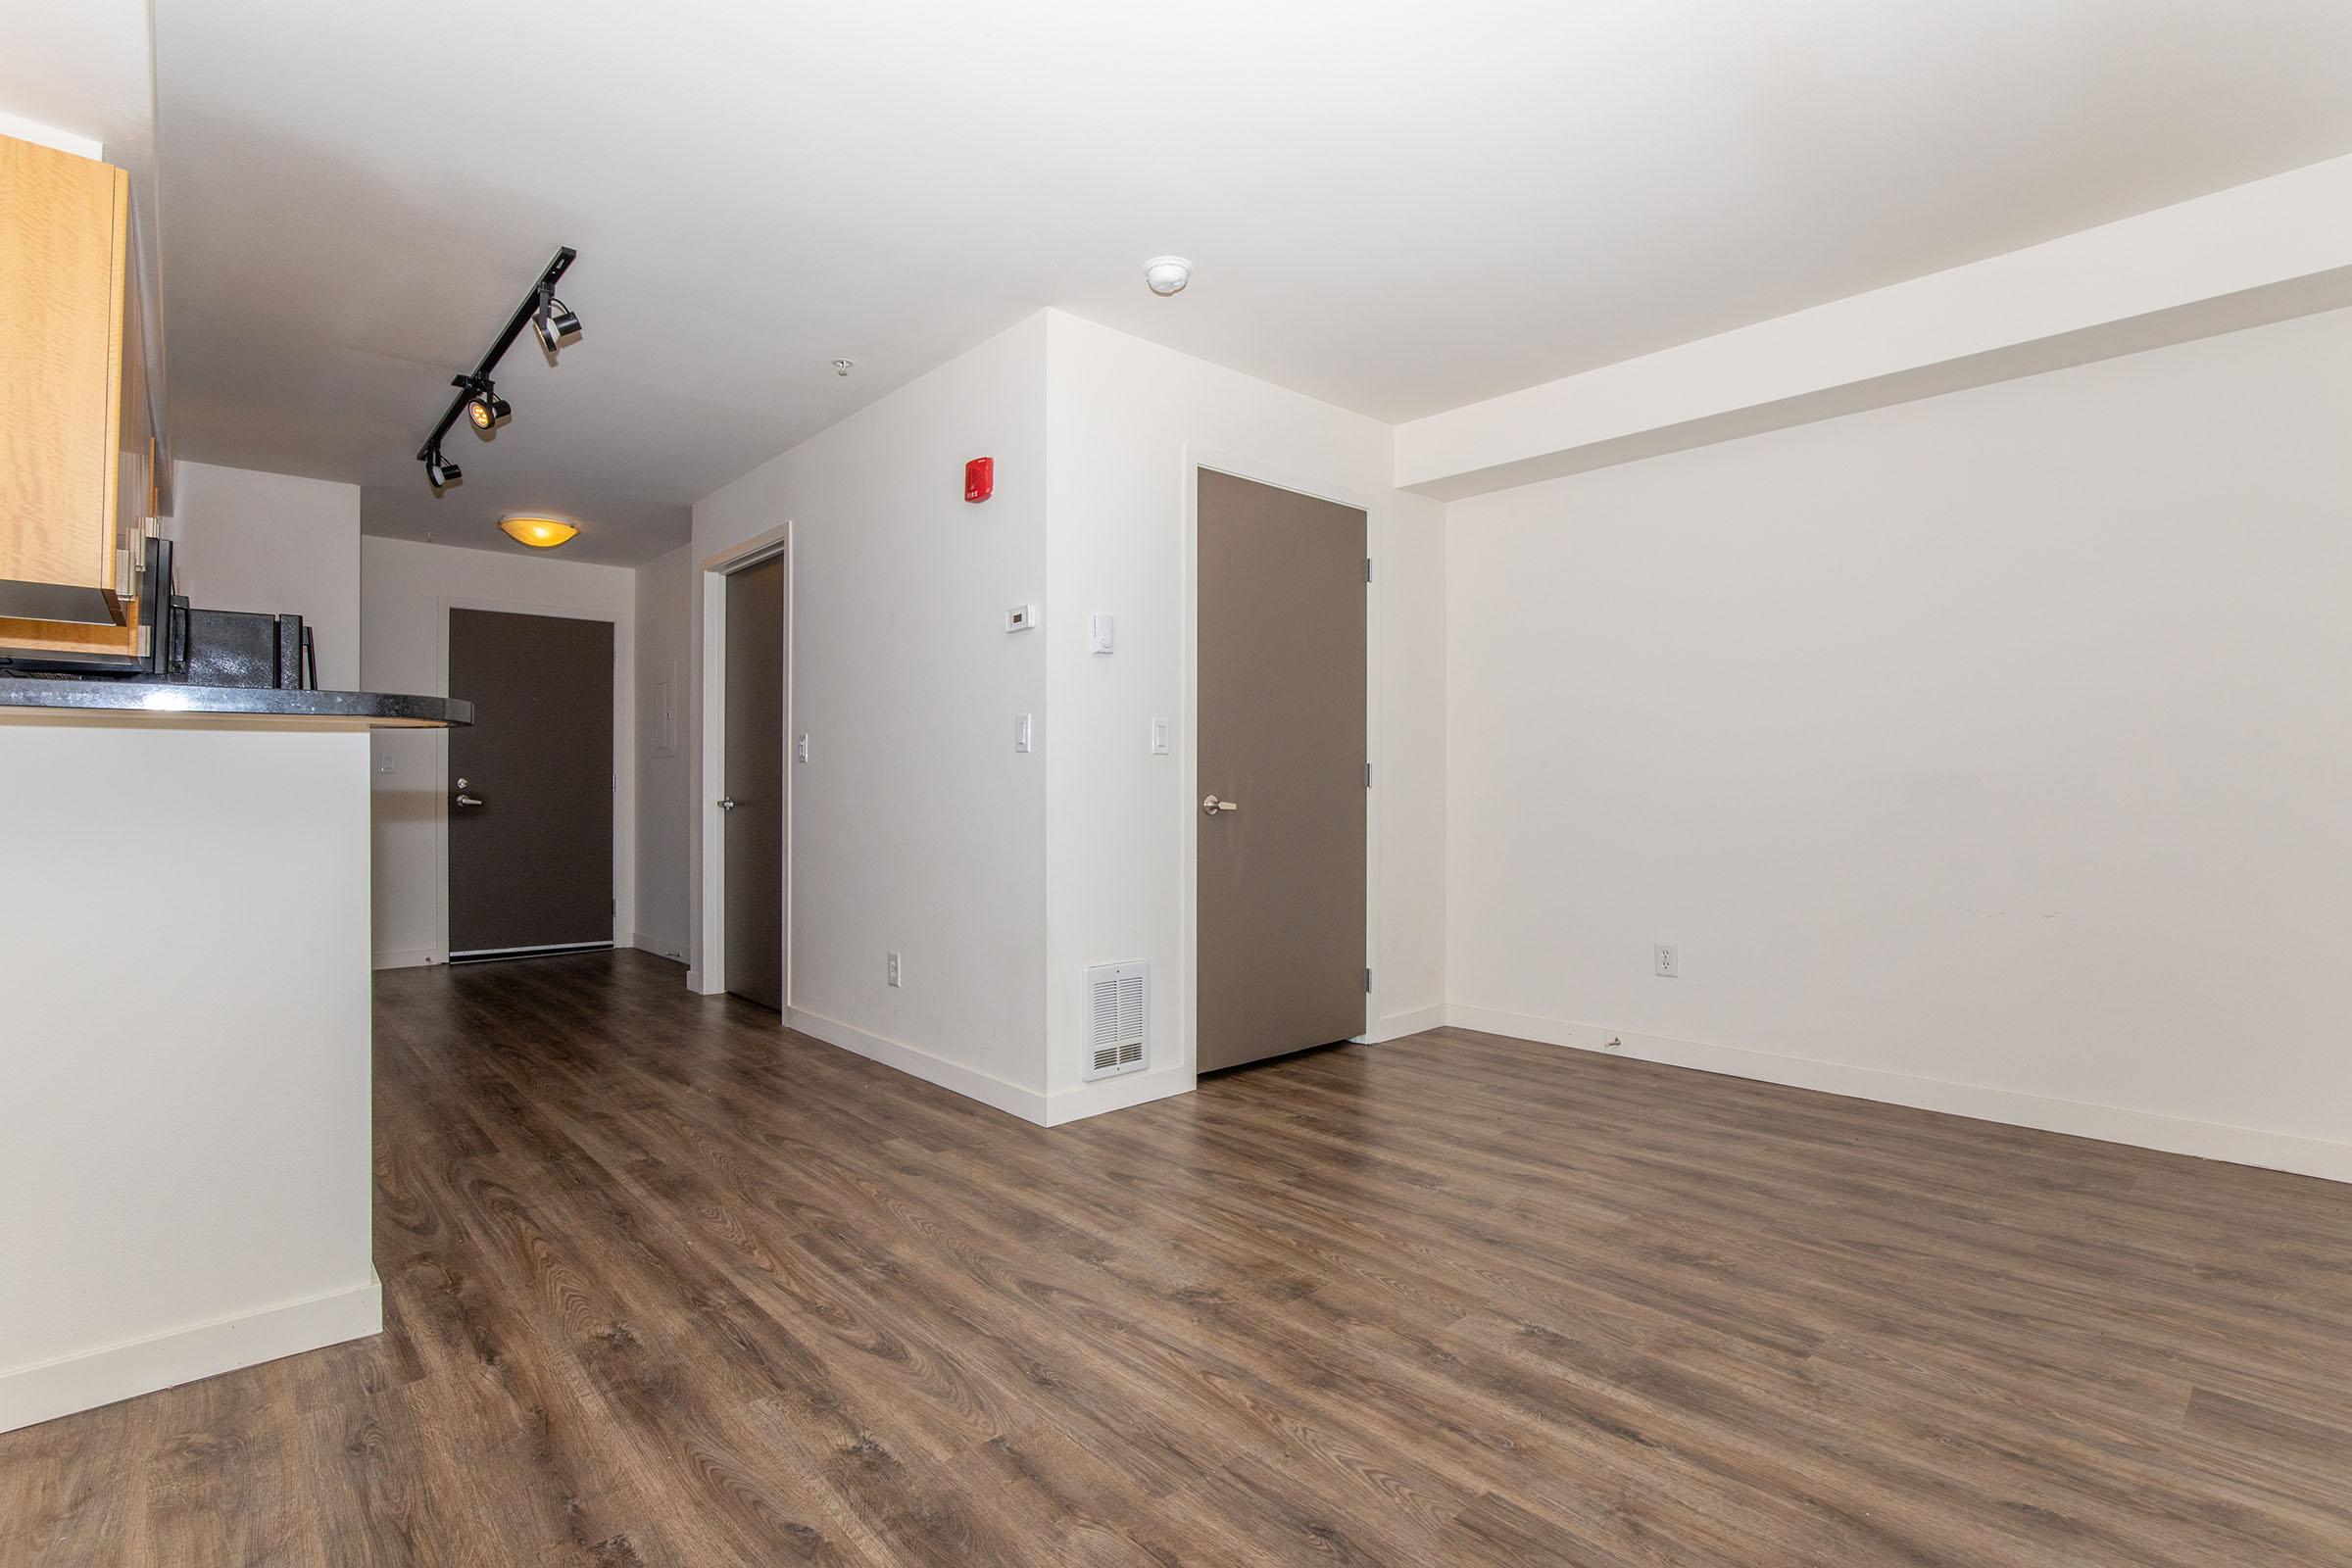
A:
831,358,855,377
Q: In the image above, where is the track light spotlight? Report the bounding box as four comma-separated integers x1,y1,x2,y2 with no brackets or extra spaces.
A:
532,289,582,354
463,380,512,431
424,449,464,489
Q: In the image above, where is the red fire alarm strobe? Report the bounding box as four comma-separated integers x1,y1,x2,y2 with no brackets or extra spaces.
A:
964,456,994,503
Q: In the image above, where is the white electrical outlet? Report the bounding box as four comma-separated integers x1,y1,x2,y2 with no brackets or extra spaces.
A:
1654,943,1679,978
886,951,903,987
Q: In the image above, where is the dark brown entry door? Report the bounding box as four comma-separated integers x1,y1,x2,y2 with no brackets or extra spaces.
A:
447,609,615,958
722,555,786,1010
1196,469,1367,1071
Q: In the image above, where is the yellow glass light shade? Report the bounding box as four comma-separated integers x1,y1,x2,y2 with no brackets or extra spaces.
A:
498,516,579,550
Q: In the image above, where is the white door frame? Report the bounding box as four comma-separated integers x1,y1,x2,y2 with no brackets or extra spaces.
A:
435,595,631,964
1179,447,1382,1080
689,521,793,1002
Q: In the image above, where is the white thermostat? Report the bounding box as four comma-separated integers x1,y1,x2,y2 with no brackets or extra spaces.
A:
1005,604,1038,632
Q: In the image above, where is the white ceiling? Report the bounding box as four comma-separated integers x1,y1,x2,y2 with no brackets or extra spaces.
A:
152,0,2352,564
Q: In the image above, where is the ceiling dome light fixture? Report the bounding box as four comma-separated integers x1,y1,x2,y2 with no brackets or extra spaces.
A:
1143,256,1193,296
498,515,579,550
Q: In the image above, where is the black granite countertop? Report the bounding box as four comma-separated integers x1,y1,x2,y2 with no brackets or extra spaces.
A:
0,677,472,728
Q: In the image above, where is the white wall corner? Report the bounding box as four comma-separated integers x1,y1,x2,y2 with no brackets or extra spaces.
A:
1396,155,2352,500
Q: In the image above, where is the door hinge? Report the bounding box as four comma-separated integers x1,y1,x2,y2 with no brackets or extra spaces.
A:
1365,557,1373,583
1364,967,1373,993
1364,761,1372,787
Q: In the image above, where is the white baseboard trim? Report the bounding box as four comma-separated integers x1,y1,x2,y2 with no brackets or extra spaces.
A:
785,1007,1052,1125
0,1272,383,1435
371,948,442,971
1045,1064,1196,1126
1366,1004,1448,1043
631,932,688,965
1445,1004,2352,1185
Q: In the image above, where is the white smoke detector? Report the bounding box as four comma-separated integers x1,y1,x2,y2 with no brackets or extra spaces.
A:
1143,256,1193,296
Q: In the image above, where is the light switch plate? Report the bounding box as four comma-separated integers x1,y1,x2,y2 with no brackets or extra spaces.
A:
1150,717,1170,755
1014,712,1033,753
1089,612,1115,654
796,732,809,763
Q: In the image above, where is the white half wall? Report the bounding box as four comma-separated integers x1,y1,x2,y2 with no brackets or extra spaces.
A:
0,721,378,1432
1444,306,2352,1182
691,315,1051,1103
1041,311,1446,1122
167,460,362,690
633,542,693,963
360,537,637,969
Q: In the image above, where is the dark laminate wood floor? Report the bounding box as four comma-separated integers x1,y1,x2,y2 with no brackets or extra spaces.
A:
5,951,2349,1565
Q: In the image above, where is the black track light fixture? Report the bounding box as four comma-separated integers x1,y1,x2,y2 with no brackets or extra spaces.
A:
463,378,512,431
532,287,582,355
415,246,581,491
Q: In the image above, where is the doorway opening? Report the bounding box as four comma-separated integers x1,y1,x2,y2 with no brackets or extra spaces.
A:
695,532,792,1010
720,554,788,1009
445,608,617,961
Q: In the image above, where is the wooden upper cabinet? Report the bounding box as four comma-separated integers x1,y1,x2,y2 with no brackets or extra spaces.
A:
0,132,135,630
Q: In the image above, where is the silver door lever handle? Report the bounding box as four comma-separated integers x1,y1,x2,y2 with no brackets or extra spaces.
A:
455,794,484,808
717,797,737,810
1202,794,1240,815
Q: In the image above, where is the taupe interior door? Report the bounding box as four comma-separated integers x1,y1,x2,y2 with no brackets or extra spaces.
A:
447,609,615,958
1196,469,1368,1071
722,554,787,1010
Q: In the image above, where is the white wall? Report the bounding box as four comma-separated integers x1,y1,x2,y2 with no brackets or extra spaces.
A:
633,543,694,962
686,310,1446,1126
1040,311,1447,1122
691,316,1051,1114
168,460,362,689
360,536,637,969
1445,306,2352,1182
1,720,379,1432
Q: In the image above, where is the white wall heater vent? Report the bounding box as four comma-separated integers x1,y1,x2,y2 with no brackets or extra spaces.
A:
1085,961,1150,1081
